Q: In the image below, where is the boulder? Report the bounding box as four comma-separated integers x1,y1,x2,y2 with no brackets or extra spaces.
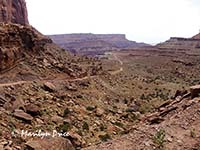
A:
0,95,6,107
68,131,83,147
190,85,200,99
25,137,75,150
4,98,25,112
43,82,56,92
25,104,41,116
96,108,104,117
65,83,77,91
174,90,188,99
51,115,63,124
13,109,33,122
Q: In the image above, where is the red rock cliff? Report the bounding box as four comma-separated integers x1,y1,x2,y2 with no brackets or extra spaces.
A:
0,0,29,25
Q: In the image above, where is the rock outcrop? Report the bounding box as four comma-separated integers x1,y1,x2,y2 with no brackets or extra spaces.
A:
190,85,200,99
0,0,29,25
0,23,51,72
192,33,200,40
156,37,200,50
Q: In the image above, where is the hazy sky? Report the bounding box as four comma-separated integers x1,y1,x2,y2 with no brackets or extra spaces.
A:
26,0,200,44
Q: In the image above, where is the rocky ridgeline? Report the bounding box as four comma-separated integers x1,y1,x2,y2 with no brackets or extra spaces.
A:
49,34,149,55
192,33,200,40
0,0,28,25
156,37,200,50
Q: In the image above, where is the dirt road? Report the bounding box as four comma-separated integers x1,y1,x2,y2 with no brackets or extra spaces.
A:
109,52,124,75
0,52,124,88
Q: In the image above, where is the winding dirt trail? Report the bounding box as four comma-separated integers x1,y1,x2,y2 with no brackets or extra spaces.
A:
0,76,91,88
0,81,27,87
109,52,124,75
0,52,124,88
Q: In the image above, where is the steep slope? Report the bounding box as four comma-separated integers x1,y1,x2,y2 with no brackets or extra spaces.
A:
0,24,100,81
192,33,200,40
156,37,200,50
85,88,200,150
0,23,105,150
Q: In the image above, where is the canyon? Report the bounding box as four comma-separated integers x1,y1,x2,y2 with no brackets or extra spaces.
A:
0,1,200,150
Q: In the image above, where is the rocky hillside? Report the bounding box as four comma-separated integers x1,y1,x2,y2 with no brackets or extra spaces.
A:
0,24,100,79
85,86,200,150
156,37,200,50
49,34,149,56
1,1,200,150
0,23,104,150
0,0,28,25
192,33,200,40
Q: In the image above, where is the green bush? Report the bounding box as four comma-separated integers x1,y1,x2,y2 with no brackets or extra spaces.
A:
63,108,70,117
86,106,96,111
99,134,111,142
190,128,196,138
58,122,71,132
153,129,166,149
100,124,106,131
114,121,124,128
82,121,89,130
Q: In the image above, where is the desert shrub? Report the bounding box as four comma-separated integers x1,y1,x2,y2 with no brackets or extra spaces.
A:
58,122,71,132
190,128,196,138
140,94,146,100
100,124,106,131
63,108,70,117
86,105,96,111
153,129,166,149
82,121,89,130
99,134,111,142
77,130,83,136
139,103,152,114
114,121,124,128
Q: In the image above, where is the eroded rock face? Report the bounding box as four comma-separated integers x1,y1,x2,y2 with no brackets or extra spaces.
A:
156,37,200,50
0,0,29,25
192,33,200,40
190,85,200,99
0,23,52,72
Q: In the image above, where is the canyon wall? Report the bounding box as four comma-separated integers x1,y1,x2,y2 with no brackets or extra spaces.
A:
157,37,200,50
0,0,29,25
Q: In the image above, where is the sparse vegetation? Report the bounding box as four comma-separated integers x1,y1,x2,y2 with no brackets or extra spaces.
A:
100,124,106,131
63,108,70,117
190,128,196,138
82,121,89,130
99,134,111,142
113,121,124,128
58,122,71,132
86,105,96,111
139,102,153,114
153,129,166,149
